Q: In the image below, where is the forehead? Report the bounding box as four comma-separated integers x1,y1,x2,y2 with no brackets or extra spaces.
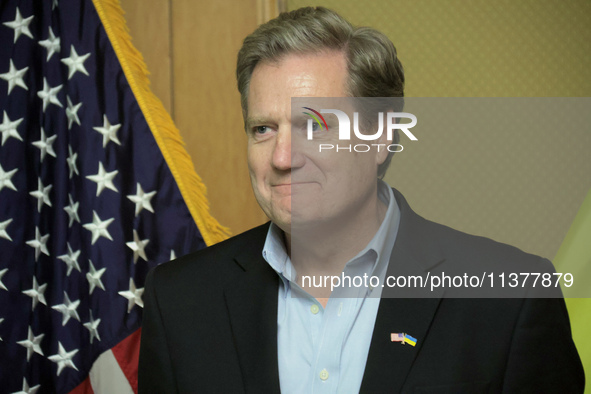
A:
246,51,349,122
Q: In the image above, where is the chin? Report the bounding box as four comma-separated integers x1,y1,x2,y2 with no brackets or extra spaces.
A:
270,217,291,235
265,207,292,232
290,209,327,230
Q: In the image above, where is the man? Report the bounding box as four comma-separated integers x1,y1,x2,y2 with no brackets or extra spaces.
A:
138,7,584,393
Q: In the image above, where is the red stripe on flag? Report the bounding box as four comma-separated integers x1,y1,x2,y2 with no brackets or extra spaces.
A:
111,328,142,394
70,376,94,394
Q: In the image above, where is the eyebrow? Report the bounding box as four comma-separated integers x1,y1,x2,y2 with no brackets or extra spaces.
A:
245,116,274,130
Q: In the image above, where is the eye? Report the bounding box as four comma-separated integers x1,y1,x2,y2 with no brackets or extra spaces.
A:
253,126,272,135
250,125,276,141
303,120,321,133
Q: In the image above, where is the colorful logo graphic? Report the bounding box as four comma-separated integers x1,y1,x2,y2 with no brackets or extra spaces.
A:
302,107,328,132
300,104,417,153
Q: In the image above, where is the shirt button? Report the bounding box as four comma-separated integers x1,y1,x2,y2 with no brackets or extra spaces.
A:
319,369,329,381
310,304,320,314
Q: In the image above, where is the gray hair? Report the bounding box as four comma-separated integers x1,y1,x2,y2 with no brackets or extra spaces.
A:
236,6,405,177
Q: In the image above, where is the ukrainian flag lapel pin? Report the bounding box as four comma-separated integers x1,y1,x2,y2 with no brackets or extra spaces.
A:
403,333,417,347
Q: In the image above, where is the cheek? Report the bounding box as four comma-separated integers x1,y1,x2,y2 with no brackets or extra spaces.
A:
246,155,257,178
247,145,261,175
248,164,265,192
247,148,269,188
337,153,377,185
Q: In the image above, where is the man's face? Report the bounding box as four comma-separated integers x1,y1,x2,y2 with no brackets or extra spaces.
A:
246,51,389,234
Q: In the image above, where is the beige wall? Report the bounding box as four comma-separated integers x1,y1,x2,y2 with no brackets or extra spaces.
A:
287,0,591,260
120,0,590,259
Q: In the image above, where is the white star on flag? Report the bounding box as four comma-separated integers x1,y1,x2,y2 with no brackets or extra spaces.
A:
66,146,79,178
61,45,90,79
0,218,13,241
126,229,149,263
93,115,122,147
0,268,8,291
83,211,114,244
86,162,118,196
127,183,156,216
29,178,52,212
0,163,18,192
83,311,101,344
39,27,61,61
12,377,40,394
118,278,144,313
57,243,81,276
22,277,48,310
32,128,57,162
37,78,63,112
52,292,81,326
63,194,80,227
0,59,28,94
0,111,24,145
3,8,34,43
16,327,45,361
26,227,50,261
86,260,106,295
66,96,82,129
48,342,79,376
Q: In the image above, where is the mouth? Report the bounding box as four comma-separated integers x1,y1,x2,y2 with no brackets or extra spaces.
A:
270,184,292,197
271,182,317,197
272,182,315,187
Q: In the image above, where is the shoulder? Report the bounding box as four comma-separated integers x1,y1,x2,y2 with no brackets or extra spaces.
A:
394,187,552,273
429,218,549,269
148,222,271,289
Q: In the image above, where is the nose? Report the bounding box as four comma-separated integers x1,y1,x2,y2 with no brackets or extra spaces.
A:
272,126,305,170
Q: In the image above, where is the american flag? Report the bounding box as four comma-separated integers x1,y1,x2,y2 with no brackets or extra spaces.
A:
0,0,225,392
390,333,405,343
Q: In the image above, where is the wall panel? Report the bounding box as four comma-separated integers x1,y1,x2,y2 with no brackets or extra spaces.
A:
172,0,268,235
120,0,172,114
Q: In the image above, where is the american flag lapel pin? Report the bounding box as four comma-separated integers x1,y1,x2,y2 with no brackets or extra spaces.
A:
391,333,405,343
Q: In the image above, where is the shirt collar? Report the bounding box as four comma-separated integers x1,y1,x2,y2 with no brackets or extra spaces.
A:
345,180,400,282
262,221,291,288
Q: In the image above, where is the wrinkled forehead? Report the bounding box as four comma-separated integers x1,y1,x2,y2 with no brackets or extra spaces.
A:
246,51,350,124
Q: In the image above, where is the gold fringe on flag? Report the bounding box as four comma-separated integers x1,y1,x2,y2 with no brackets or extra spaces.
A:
92,0,230,246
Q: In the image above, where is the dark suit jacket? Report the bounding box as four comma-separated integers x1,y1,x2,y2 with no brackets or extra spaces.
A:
138,189,584,393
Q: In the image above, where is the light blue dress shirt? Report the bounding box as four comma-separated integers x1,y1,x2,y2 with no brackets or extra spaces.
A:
262,180,401,393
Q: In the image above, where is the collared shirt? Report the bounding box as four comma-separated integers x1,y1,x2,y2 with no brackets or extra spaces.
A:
262,180,401,393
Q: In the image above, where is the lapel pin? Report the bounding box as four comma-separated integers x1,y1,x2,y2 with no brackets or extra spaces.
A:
404,334,417,346
391,332,417,347
391,333,405,343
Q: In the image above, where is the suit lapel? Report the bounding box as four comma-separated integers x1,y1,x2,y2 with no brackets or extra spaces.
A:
360,297,442,393
223,233,281,393
360,189,445,393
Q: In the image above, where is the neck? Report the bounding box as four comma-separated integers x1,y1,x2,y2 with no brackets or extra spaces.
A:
285,193,387,281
